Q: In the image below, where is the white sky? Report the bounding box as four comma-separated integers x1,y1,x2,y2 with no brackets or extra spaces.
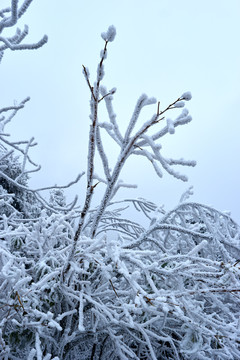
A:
1,0,240,222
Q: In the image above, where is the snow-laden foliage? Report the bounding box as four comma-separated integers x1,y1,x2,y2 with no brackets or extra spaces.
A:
0,7,240,360
1,201,240,359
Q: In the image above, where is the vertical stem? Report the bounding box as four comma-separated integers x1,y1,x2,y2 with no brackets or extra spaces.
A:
63,94,99,274
62,41,109,278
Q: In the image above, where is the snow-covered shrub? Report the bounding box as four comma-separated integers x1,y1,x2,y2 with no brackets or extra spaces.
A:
1,200,240,359
0,3,240,359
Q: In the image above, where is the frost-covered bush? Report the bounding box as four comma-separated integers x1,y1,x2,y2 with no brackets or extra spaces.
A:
1,201,240,359
1,3,240,360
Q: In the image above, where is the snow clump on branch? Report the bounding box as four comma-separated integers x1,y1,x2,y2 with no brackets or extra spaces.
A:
101,25,117,42
181,91,192,101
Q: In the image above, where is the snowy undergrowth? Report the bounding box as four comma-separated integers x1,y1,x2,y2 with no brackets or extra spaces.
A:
1,201,240,359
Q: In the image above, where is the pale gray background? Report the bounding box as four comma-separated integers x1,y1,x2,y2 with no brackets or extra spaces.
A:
1,0,240,221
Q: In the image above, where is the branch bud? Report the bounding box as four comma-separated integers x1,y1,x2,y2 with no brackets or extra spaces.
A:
181,91,192,101
101,25,116,42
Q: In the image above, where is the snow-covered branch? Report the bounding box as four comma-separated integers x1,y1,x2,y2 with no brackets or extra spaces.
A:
0,0,47,62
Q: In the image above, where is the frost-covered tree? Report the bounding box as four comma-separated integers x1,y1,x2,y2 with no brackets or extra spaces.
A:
0,145,41,218
0,3,240,360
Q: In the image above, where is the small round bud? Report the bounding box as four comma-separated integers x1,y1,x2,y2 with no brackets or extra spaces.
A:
181,91,192,101
101,25,116,42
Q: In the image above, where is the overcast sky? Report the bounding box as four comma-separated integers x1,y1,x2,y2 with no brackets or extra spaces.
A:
1,0,240,222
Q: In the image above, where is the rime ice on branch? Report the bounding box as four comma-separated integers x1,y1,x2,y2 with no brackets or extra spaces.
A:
0,0,83,213
70,25,196,249
0,97,84,213
0,0,48,62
